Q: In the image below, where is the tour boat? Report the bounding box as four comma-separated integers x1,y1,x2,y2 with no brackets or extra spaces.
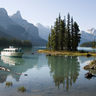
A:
1,46,23,57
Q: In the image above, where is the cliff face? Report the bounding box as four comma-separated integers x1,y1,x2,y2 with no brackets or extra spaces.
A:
80,28,96,45
11,11,47,45
0,8,27,40
0,8,47,46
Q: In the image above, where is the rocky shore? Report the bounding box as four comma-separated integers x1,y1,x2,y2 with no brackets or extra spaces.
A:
84,60,96,70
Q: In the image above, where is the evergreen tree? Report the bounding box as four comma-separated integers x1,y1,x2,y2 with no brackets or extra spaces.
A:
54,18,59,50
47,13,80,51
73,22,80,51
63,16,67,50
50,28,56,50
47,33,51,50
59,19,65,50
70,17,74,51
67,13,71,50
58,14,62,50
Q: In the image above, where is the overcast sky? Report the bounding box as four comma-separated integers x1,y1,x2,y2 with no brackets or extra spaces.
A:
0,0,96,30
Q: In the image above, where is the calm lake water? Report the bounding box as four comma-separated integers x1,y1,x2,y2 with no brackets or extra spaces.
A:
0,47,96,96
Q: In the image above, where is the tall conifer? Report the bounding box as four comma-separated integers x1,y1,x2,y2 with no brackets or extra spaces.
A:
54,18,59,50
47,13,80,51
71,17,74,51
67,13,71,50
47,33,51,50
73,22,80,50
50,28,56,50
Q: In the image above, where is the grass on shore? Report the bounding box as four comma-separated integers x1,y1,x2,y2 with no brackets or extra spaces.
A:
18,86,26,92
38,49,96,57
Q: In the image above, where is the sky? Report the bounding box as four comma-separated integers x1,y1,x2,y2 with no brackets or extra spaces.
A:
0,0,96,30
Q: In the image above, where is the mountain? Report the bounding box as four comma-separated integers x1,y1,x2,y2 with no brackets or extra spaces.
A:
86,28,96,35
0,8,27,40
36,23,51,41
0,26,13,39
0,8,46,46
80,28,96,45
11,11,47,45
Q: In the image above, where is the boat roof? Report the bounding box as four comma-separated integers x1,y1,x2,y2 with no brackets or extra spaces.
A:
3,48,19,51
3,46,21,51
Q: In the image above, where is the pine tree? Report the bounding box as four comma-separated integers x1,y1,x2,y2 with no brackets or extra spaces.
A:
59,20,65,50
73,22,80,51
70,17,74,51
50,28,56,50
58,14,61,50
47,13,80,51
63,16,67,50
47,33,51,50
67,13,71,50
54,18,59,50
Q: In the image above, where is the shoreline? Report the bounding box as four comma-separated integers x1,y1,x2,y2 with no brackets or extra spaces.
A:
38,49,96,56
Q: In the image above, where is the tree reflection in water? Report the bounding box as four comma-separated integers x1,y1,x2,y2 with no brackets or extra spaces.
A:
47,56,80,91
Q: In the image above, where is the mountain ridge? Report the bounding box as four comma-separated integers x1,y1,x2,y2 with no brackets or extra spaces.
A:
0,8,47,46
36,23,51,41
11,11,47,45
80,28,96,45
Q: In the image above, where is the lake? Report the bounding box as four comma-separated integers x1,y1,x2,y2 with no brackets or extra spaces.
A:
0,47,96,96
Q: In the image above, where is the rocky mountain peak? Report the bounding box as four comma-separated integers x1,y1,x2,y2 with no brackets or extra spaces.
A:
0,8,8,17
86,28,96,35
12,10,22,19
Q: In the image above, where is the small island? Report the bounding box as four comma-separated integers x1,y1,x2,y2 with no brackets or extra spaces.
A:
38,14,96,57
38,50,96,56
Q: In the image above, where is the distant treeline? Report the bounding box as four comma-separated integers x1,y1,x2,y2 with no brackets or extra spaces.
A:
0,38,32,47
47,13,81,51
80,41,96,47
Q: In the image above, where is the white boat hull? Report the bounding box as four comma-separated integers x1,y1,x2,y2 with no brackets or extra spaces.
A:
1,52,23,57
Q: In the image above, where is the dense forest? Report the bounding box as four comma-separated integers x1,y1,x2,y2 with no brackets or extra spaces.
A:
0,38,32,47
80,41,96,47
47,13,81,51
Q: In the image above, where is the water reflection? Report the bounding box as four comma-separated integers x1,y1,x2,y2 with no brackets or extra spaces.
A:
1,56,24,66
47,56,80,91
0,54,39,83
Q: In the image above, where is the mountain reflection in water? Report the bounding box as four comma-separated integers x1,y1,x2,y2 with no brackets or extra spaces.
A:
47,56,80,91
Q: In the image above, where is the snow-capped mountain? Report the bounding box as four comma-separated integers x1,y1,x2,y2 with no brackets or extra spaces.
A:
86,28,96,35
80,28,96,45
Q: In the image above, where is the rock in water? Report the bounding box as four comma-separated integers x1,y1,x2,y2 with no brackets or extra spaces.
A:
0,66,10,72
85,72,93,79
